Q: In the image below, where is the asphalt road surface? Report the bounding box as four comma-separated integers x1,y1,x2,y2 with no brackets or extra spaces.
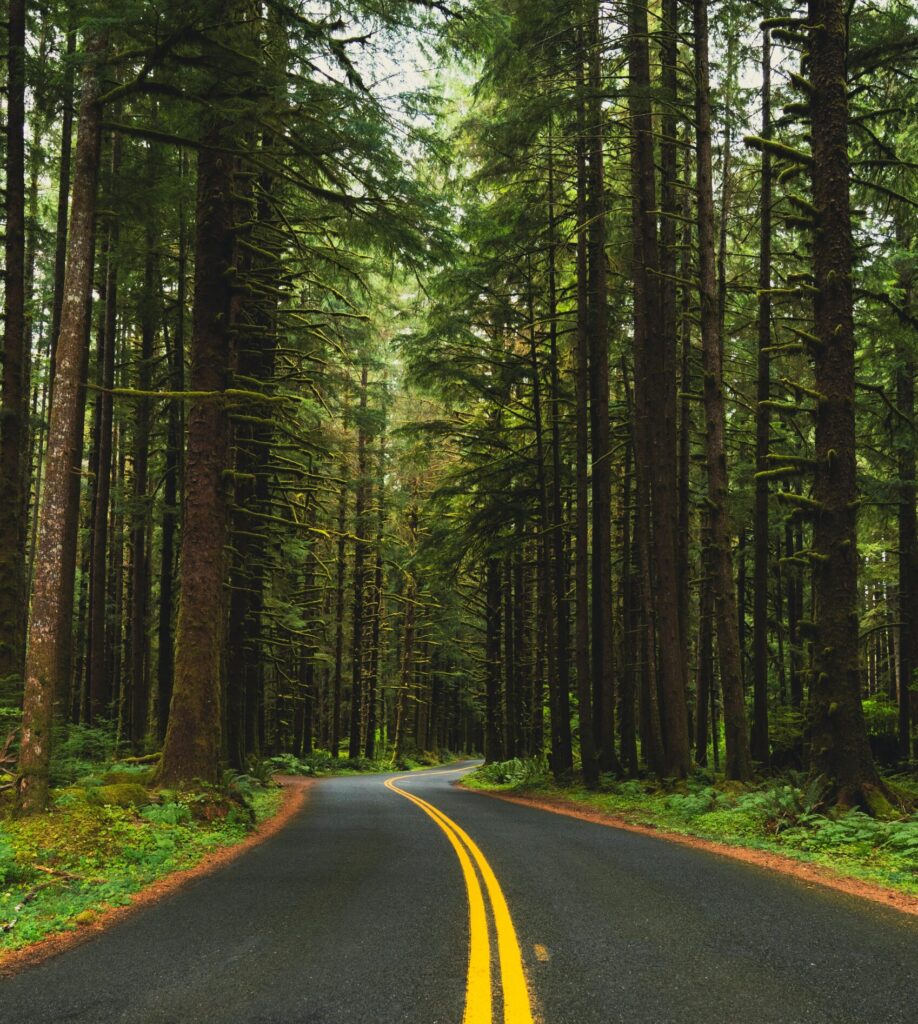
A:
1,763,915,1023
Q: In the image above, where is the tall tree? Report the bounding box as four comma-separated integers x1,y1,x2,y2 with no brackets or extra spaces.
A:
693,0,753,781
0,0,28,698
806,0,890,810
18,32,106,812
157,110,238,786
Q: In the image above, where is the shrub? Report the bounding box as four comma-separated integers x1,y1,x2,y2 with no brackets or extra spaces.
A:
87,783,151,808
140,802,192,826
476,758,549,787
0,828,18,885
50,722,122,786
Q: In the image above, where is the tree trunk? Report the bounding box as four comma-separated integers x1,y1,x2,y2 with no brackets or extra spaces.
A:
752,24,773,765
484,557,504,763
349,362,369,758
546,121,573,775
365,435,385,759
696,513,714,766
895,262,915,761
129,239,156,747
331,472,348,758
619,432,639,776
157,154,186,743
527,278,571,777
693,0,753,781
574,32,599,787
157,124,236,787
86,138,119,724
0,0,28,696
628,0,690,778
301,485,319,758
806,0,889,810
17,35,105,812
586,4,618,774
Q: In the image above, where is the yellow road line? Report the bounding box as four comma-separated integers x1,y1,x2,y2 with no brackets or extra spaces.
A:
386,771,535,1024
384,775,491,1024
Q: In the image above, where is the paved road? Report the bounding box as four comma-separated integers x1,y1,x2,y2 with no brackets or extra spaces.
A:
1,763,915,1023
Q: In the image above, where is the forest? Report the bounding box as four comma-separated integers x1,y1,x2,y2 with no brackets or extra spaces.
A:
1,0,917,831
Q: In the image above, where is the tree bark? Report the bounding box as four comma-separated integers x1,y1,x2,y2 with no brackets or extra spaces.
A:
365,434,386,759
693,0,753,780
586,3,618,774
331,471,348,758
895,261,915,761
349,362,369,758
628,0,689,777
157,153,187,742
86,134,120,723
0,0,28,696
752,24,774,765
484,557,504,763
546,119,573,775
18,35,105,812
129,238,156,747
806,0,889,810
574,31,599,787
157,124,236,786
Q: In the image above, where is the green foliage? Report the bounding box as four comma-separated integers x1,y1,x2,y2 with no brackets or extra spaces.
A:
0,829,18,885
268,749,448,776
50,722,122,787
139,802,192,826
861,700,899,736
473,758,550,787
86,784,152,808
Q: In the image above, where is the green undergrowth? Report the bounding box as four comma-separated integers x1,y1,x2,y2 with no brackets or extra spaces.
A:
464,759,918,897
0,728,285,955
268,747,461,777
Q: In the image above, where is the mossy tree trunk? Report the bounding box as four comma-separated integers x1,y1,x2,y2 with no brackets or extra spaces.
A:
348,361,369,759
586,2,618,776
628,0,689,777
86,135,120,724
157,124,236,787
806,0,890,811
0,0,28,701
573,35,598,787
752,24,773,765
17,34,105,813
484,556,504,764
693,0,753,781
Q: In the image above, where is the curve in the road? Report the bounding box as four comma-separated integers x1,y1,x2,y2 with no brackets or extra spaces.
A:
386,769,535,1024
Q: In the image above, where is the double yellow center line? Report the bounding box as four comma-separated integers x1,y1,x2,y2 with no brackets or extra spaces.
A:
384,770,535,1024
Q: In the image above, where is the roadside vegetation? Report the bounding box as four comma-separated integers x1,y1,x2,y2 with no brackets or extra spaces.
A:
268,749,462,778
464,760,918,898
0,723,286,955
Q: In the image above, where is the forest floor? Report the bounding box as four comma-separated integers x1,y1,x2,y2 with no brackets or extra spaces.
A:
462,761,918,906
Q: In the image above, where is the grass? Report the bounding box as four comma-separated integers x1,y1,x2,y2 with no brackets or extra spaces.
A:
463,758,918,898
